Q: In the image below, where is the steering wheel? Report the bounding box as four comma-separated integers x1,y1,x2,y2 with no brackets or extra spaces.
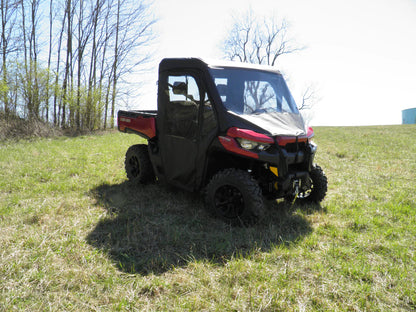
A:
252,108,267,114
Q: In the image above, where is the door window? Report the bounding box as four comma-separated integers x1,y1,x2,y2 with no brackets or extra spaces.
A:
166,75,200,139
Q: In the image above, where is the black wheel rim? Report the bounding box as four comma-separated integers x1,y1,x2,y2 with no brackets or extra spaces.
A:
128,155,140,177
298,186,312,199
214,185,244,219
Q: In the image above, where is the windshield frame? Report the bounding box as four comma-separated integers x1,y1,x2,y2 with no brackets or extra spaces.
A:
208,66,299,116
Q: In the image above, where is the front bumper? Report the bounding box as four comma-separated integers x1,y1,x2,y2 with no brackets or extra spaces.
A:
257,141,317,197
258,141,317,174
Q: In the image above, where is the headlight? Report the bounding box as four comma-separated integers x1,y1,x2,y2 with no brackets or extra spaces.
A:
236,138,270,151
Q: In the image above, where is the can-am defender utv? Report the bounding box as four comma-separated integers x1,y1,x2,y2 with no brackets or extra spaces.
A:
118,58,328,225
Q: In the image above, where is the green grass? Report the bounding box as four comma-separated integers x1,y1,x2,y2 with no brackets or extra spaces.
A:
0,125,415,311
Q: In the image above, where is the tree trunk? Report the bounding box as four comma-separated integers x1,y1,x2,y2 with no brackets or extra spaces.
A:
61,0,72,127
110,0,120,129
45,0,53,122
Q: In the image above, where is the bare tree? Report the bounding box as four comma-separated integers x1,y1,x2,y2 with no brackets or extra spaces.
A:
60,0,74,127
75,0,93,129
298,85,318,111
98,0,112,129
20,0,43,120
109,0,156,128
29,0,41,119
45,0,54,121
223,11,302,66
1,0,19,117
109,0,119,129
53,1,66,126
85,0,104,130
223,10,316,112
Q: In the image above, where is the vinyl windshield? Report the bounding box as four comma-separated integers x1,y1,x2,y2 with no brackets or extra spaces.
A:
209,67,299,115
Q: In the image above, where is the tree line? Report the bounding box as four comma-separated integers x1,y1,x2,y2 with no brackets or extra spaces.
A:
0,0,155,130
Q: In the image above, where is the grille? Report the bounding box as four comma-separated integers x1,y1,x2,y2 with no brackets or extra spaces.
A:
284,142,306,153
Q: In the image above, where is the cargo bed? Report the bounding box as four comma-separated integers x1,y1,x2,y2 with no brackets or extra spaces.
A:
117,110,157,139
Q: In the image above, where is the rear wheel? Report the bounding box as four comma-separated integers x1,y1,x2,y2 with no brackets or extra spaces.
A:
205,169,264,226
125,144,155,184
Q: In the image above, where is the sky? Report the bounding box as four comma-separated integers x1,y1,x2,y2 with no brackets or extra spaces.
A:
135,0,416,126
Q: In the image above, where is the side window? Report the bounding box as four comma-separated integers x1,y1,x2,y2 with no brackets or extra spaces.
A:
214,78,228,103
213,76,245,114
168,75,200,102
166,75,200,138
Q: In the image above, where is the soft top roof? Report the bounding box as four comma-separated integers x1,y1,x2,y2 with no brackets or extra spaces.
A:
159,58,281,74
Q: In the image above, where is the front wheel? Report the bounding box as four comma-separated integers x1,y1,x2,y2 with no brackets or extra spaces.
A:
287,165,328,204
205,169,264,226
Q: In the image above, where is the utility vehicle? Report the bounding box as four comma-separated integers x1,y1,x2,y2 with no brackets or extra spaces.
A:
118,58,327,225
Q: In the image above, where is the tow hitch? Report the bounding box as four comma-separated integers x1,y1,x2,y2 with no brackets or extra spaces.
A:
291,179,301,205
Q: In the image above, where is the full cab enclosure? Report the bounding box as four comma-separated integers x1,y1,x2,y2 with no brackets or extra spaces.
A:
118,58,327,225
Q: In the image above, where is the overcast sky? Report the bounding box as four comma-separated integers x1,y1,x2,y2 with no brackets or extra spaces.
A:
137,0,416,126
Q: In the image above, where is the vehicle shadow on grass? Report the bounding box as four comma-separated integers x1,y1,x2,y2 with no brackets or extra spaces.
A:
87,181,321,276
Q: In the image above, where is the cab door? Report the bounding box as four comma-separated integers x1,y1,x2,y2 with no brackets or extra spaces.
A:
158,71,203,190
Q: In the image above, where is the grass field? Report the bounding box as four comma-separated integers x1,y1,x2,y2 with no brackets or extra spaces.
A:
0,125,415,311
